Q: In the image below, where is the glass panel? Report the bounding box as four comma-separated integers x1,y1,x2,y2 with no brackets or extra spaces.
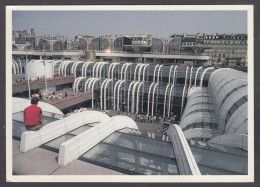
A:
69,125,92,135
198,165,241,175
45,134,74,149
103,132,174,158
236,97,247,108
82,143,179,175
118,128,171,142
190,147,248,174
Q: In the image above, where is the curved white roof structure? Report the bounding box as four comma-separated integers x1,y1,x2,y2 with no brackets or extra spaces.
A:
12,97,63,115
20,110,110,152
180,68,248,150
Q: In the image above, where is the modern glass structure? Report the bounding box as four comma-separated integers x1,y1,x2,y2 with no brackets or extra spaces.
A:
168,37,182,54
68,62,215,121
90,37,110,51
114,37,132,52
151,38,163,53
180,68,248,150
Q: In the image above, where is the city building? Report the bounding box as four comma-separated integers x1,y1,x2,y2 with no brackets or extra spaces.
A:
169,33,248,66
12,29,248,68
201,34,248,66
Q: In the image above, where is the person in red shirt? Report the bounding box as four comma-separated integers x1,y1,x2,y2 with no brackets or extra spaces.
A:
24,97,47,131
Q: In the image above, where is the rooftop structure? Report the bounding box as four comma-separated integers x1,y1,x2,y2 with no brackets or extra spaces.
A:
180,68,248,150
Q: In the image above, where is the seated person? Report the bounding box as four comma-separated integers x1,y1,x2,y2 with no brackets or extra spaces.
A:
24,97,47,131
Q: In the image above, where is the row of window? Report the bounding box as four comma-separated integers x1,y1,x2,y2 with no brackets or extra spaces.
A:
213,54,247,58
204,45,247,49
184,109,214,117
221,84,247,108
182,122,218,131
213,49,247,53
189,102,213,108
203,40,247,45
225,96,248,124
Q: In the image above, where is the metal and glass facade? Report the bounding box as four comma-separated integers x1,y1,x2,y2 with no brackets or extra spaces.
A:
69,62,214,120
180,68,248,150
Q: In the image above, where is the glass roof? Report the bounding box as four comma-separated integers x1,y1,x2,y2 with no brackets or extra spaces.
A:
13,112,248,176
39,125,178,175
190,147,248,175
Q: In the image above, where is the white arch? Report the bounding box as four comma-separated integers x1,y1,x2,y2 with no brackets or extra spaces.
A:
113,80,122,110
147,82,155,116
81,62,88,76
200,67,214,87
100,79,110,110
64,61,74,76
168,65,174,84
92,62,99,78
108,63,115,79
163,84,170,118
73,61,85,78
157,65,163,83
117,80,126,110
73,76,84,91
194,66,203,87
127,81,135,112
111,63,119,80
143,64,149,82
96,62,104,78
95,62,101,78
12,61,17,74
131,81,140,113
138,64,146,82
82,62,94,77
71,61,79,75
84,78,93,92
120,63,128,79
168,65,178,117
12,59,19,74
75,77,86,92
124,63,132,81
153,64,159,82
14,59,20,74
52,61,62,77
134,64,141,81
136,82,144,113
61,61,69,75
181,66,189,117
104,79,113,110
151,83,159,116
13,97,63,115
88,78,96,90
91,78,101,108
188,66,194,92
58,115,138,166
58,61,66,75
18,58,23,74
99,62,108,79
21,110,110,153
63,61,71,75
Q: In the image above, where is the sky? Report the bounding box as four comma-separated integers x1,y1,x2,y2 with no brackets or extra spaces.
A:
12,11,247,39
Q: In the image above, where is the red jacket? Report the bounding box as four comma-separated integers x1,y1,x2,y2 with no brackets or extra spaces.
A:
24,104,43,126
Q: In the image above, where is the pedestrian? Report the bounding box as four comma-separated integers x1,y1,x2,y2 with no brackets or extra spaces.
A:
24,97,47,131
